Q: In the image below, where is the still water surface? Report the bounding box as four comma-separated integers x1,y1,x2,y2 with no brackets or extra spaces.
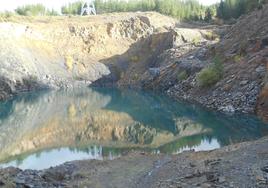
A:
0,87,267,170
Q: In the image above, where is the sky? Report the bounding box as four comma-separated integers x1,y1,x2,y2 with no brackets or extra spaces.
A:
0,0,220,12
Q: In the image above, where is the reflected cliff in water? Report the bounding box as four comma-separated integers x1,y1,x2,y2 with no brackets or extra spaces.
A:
0,87,267,170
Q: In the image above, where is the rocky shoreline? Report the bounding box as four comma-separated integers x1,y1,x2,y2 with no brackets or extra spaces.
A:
1,8,267,118
1,136,268,187
0,7,268,188
140,5,268,118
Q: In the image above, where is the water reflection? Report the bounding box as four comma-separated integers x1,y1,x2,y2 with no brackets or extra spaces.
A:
0,87,267,170
1,146,106,170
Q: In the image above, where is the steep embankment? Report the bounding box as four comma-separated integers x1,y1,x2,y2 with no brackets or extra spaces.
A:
141,5,268,120
0,12,175,100
0,8,267,119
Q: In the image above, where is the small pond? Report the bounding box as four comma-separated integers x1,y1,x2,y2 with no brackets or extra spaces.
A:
0,87,267,170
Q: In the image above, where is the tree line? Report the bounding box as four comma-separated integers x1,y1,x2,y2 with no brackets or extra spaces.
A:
4,0,268,21
60,0,268,21
62,0,209,21
14,4,58,16
217,0,267,20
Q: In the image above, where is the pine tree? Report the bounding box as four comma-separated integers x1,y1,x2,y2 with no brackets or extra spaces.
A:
204,8,212,22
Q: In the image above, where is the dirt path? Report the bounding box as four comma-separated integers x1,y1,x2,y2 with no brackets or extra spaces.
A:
1,137,268,187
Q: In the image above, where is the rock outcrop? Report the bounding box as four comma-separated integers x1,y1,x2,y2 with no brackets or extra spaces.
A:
139,5,268,119
0,12,176,99
1,8,267,119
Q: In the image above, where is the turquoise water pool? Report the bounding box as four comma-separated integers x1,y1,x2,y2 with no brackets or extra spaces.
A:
0,87,267,170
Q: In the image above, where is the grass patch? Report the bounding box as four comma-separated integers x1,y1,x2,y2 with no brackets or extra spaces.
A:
203,31,219,41
192,37,201,46
197,56,223,87
133,73,139,80
130,56,139,63
234,54,243,63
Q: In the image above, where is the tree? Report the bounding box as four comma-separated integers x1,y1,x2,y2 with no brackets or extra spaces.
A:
217,0,224,19
204,7,213,22
61,0,208,21
15,4,46,16
216,0,266,20
61,1,82,15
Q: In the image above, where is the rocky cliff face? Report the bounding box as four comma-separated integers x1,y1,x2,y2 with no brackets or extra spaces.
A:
139,5,268,119
0,12,175,99
1,9,267,120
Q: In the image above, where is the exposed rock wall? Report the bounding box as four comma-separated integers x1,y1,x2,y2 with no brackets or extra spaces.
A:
140,5,268,118
1,9,267,120
0,12,176,99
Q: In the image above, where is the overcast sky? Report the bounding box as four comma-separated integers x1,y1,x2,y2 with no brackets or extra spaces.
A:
0,0,220,12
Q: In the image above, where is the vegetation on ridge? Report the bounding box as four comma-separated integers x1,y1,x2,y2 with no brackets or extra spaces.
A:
197,57,224,87
217,0,268,20
62,0,209,21
1,0,267,23
15,4,58,16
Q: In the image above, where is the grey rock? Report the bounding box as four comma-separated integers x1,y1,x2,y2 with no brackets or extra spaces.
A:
261,166,268,173
256,66,266,73
148,68,160,77
219,176,226,183
219,105,236,114
14,177,26,184
240,80,249,86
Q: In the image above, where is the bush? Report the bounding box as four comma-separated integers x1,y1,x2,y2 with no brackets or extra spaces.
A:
178,71,188,81
130,56,139,63
203,31,219,41
197,57,223,87
192,37,201,46
234,54,242,63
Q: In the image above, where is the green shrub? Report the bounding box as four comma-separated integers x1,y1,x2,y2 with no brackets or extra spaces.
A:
192,37,201,46
204,31,219,41
178,71,188,81
234,54,242,63
197,57,223,87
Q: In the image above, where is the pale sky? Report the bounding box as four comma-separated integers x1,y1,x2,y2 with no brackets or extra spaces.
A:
0,0,220,12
